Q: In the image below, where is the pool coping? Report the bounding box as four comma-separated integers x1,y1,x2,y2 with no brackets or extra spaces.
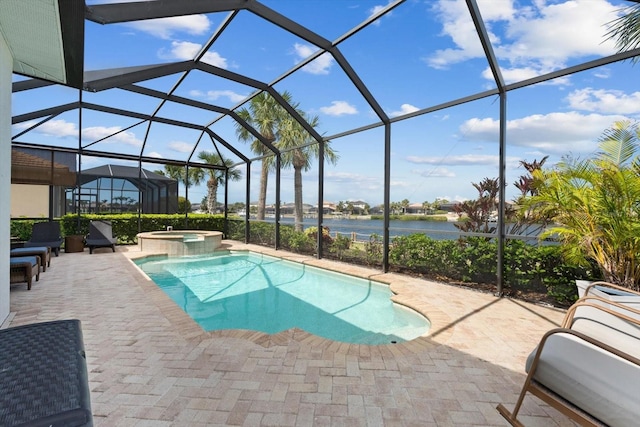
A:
121,241,458,354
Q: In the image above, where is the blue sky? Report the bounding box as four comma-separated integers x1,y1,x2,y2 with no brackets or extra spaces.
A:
11,0,640,208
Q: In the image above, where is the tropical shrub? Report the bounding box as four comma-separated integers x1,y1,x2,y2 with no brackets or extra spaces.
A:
329,234,351,259
364,234,384,266
524,120,640,291
10,219,39,240
286,232,314,253
304,226,333,247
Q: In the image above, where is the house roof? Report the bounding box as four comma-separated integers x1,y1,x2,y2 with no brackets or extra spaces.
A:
80,164,175,181
11,148,76,186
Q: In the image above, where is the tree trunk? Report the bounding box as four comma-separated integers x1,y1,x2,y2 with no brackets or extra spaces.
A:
294,164,303,232
257,160,269,220
207,178,217,214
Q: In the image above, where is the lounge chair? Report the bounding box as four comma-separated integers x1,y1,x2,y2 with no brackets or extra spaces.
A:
497,291,640,427
24,222,63,256
85,220,117,254
9,256,40,290
10,246,51,272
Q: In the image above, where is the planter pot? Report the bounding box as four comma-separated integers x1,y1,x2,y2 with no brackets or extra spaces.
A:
575,280,640,318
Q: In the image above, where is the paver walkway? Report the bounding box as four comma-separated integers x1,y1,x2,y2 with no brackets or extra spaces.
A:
5,241,578,426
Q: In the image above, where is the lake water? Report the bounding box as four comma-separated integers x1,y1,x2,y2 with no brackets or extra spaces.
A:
264,217,542,242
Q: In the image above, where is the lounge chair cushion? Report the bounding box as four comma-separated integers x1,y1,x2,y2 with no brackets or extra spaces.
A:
526,332,640,427
568,304,640,356
10,256,39,269
11,246,51,271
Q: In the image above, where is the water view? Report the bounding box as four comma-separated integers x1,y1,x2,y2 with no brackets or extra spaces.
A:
262,217,541,242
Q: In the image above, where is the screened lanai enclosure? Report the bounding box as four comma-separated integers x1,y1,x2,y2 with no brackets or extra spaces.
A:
70,165,178,214
8,0,640,293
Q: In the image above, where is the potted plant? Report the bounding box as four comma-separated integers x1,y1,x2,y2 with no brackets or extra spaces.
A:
523,120,640,302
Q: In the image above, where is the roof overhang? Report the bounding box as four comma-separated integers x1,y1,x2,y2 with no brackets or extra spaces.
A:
0,0,84,88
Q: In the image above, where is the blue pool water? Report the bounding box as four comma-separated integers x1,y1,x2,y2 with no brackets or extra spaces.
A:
135,252,430,345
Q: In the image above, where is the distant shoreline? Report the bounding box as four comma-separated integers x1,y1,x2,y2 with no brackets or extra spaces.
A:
239,213,460,222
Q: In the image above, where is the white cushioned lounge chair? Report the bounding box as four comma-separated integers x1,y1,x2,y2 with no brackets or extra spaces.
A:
497,284,640,427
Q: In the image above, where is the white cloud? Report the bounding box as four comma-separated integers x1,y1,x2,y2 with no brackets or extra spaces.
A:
320,101,358,116
293,43,334,75
426,0,621,81
191,89,246,103
407,153,518,167
15,120,143,146
126,15,210,39
459,111,630,154
325,171,382,190
146,152,163,158
389,103,420,117
482,65,570,85
160,41,228,67
424,0,486,69
566,88,640,115
367,3,393,26
406,154,521,170
593,67,612,79
322,171,383,202
168,141,194,153
82,126,143,146
416,167,456,178
16,119,78,137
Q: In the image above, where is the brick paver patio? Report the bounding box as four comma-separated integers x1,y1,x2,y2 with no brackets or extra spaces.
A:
5,241,578,426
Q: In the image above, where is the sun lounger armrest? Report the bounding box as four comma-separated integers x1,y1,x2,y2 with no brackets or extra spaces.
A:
563,299,640,329
583,281,640,297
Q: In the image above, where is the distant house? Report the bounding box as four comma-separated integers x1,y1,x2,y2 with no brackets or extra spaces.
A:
405,203,425,215
369,205,384,215
280,203,296,215
342,200,368,215
438,202,458,213
310,202,336,215
349,200,367,210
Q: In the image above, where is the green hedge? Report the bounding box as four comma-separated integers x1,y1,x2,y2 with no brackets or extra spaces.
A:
388,234,599,305
9,214,245,245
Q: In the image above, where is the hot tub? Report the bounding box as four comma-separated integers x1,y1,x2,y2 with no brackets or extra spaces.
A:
136,230,223,256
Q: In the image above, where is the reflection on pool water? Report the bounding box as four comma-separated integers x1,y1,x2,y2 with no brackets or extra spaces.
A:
135,251,430,345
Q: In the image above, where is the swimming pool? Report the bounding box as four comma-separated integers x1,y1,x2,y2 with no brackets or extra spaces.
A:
135,252,430,345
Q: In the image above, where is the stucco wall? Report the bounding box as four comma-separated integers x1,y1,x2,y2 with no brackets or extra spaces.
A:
11,184,49,218
1,34,11,324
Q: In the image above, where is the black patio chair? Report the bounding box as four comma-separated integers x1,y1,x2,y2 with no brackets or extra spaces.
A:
85,220,117,254
24,222,63,256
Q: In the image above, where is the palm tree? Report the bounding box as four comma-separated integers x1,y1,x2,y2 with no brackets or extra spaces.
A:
278,110,338,231
235,92,288,220
605,3,640,63
156,164,204,209
400,199,410,214
523,120,640,289
197,151,242,214
421,201,429,215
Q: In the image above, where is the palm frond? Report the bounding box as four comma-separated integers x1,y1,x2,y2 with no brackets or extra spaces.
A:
604,4,640,63
597,120,637,166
